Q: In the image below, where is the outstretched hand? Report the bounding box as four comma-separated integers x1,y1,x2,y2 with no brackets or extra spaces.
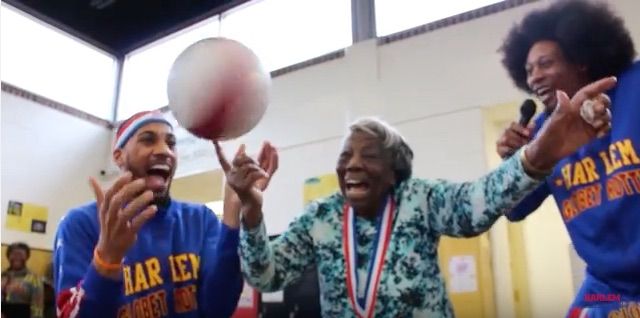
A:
213,141,278,208
90,173,157,277
254,142,279,191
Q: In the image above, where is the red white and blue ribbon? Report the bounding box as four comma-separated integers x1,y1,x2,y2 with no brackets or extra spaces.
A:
343,196,395,318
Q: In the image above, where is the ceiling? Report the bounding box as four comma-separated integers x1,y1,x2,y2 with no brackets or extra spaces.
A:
4,0,250,58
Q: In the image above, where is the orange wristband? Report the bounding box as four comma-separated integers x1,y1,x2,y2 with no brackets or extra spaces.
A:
93,248,122,271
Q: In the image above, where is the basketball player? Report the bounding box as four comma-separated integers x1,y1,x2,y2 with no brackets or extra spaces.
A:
53,111,275,318
497,1,639,316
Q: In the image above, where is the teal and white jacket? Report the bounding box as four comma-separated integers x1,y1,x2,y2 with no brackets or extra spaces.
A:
239,149,541,318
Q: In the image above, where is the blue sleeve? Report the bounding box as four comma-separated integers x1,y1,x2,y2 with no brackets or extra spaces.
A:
504,182,551,221
53,207,123,318
198,211,243,318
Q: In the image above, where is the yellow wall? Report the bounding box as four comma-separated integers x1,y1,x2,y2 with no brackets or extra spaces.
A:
482,102,575,318
171,170,224,204
482,102,531,318
437,235,496,318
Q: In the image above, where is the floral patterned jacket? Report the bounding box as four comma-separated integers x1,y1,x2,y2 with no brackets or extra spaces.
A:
240,150,541,318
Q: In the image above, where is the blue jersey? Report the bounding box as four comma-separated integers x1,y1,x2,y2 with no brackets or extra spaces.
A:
506,61,640,309
53,199,243,318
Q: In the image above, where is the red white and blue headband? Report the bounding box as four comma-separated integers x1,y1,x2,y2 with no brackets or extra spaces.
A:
113,111,173,150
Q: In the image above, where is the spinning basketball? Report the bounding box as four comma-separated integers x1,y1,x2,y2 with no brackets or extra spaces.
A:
167,37,271,140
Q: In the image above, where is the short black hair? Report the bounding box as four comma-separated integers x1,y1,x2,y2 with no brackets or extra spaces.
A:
6,242,30,259
500,0,636,92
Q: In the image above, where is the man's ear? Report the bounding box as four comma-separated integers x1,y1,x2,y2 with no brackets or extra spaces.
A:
113,148,125,168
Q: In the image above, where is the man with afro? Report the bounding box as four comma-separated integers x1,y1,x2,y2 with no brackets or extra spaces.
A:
496,0,639,317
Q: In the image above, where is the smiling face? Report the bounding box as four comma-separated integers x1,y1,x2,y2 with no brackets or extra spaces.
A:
525,40,590,113
8,247,28,271
336,130,396,217
113,122,177,202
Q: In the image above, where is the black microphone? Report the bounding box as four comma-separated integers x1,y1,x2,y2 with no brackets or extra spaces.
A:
503,99,537,159
519,99,537,126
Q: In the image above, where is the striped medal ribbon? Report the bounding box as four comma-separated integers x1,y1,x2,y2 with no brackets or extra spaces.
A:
343,196,395,318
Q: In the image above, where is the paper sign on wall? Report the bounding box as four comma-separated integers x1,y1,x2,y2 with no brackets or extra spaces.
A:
448,255,478,293
5,200,48,234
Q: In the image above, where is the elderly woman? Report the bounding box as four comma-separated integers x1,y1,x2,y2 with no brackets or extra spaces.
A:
215,76,615,317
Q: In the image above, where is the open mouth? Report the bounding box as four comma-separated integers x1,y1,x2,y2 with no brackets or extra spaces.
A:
345,179,370,197
146,164,171,191
534,86,554,105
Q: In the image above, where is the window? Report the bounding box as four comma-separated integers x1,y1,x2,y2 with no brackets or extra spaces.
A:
117,16,220,121
1,4,117,119
375,0,505,37
219,0,352,72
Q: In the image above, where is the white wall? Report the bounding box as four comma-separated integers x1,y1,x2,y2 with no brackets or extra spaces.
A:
1,92,112,250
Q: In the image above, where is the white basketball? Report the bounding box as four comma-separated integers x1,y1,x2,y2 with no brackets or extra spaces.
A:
167,37,271,140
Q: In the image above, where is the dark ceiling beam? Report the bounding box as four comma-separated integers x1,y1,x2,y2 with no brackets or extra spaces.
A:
119,0,252,56
110,57,125,122
351,0,377,43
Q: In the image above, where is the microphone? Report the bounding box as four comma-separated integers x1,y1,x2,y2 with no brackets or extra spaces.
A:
503,99,537,159
519,99,537,126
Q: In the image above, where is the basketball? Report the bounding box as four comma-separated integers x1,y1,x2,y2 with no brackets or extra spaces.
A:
167,37,271,141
